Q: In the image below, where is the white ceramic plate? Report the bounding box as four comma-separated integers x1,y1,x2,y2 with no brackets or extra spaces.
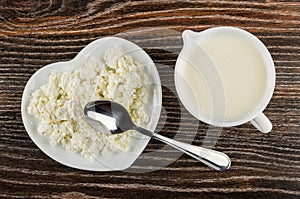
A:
21,37,162,171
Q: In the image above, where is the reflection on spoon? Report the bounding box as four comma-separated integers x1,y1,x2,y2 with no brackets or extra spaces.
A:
87,111,118,131
83,100,231,171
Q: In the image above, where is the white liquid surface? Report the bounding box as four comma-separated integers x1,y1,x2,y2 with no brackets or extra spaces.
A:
182,35,267,120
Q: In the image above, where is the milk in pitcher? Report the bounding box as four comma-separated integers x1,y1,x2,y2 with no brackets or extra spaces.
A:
182,34,267,121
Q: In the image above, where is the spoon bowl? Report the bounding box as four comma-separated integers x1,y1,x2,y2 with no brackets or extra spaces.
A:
84,100,231,171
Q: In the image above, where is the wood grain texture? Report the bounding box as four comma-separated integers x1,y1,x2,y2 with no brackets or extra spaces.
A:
1,0,299,198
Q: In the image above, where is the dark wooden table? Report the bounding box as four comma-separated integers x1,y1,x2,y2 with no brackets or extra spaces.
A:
1,0,299,198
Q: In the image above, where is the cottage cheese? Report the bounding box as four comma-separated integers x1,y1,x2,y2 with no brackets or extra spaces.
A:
27,47,150,158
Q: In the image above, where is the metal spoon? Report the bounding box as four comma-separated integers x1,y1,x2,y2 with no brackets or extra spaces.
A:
83,100,231,171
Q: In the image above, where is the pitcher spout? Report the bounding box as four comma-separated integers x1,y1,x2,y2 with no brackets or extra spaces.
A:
182,30,200,44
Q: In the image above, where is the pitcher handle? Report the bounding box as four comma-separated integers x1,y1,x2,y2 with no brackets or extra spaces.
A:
250,112,272,133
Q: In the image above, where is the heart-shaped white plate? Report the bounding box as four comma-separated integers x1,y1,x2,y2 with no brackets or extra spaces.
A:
21,37,162,171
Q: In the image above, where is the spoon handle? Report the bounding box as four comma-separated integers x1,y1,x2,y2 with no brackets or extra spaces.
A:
135,126,231,171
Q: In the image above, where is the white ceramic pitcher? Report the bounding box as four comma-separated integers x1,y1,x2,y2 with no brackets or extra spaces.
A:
174,27,276,133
